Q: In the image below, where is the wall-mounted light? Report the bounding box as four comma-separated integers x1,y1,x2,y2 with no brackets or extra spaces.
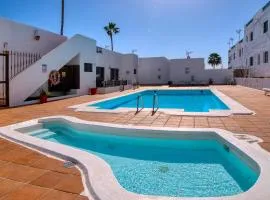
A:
34,30,40,41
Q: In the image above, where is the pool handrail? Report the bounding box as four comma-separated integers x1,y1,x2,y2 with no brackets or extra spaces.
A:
136,94,144,113
152,91,159,115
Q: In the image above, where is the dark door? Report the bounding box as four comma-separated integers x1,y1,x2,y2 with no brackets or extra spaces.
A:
0,52,9,107
49,65,80,92
110,68,119,81
96,67,104,87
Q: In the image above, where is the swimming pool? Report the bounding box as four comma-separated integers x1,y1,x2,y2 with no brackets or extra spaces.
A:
90,89,229,112
23,120,258,197
2,116,270,200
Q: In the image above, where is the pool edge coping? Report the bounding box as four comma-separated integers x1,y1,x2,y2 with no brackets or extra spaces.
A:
0,115,270,200
69,87,254,116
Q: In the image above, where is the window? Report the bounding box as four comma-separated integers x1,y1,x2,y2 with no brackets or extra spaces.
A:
228,56,231,64
110,68,119,80
239,49,241,57
158,75,161,80
134,69,137,74
264,51,269,63
185,67,190,74
246,35,248,42
264,20,268,33
84,63,93,72
249,57,253,66
233,53,235,60
96,47,103,54
250,32,253,41
258,54,261,65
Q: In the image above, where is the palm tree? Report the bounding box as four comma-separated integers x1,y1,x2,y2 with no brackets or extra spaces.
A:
208,53,222,69
104,22,120,51
60,0,64,35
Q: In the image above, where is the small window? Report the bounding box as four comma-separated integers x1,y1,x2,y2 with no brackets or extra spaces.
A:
258,54,261,65
96,47,103,54
158,68,161,71
84,63,93,72
239,49,241,57
250,32,253,41
264,51,269,63
246,35,248,42
185,67,190,74
233,53,235,60
264,20,268,33
249,57,253,66
134,69,137,74
158,75,161,80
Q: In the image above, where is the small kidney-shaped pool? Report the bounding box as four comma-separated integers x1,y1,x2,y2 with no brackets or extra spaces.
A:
14,118,260,198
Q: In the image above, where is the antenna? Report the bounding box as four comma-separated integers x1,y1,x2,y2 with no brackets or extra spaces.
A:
230,38,234,46
132,49,137,54
236,29,242,41
186,50,193,59
227,41,231,48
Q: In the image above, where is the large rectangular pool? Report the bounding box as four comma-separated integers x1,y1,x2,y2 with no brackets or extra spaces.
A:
90,89,229,112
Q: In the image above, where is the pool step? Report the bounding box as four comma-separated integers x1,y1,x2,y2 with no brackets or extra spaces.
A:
29,129,57,139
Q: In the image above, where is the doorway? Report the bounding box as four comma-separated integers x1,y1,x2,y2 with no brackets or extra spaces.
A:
96,66,105,87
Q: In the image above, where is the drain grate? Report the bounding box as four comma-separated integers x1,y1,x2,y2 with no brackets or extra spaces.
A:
63,160,77,168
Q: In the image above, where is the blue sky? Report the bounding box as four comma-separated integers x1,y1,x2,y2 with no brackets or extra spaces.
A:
0,0,269,67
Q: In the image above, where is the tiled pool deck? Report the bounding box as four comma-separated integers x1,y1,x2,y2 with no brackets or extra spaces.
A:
1,85,270,199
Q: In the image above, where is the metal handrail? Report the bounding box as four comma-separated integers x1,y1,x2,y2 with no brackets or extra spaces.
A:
136,94,144,113
152,92,159,115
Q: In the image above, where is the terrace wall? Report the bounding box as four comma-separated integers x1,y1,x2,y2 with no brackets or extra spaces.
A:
0,18,67,55
138,57,170,85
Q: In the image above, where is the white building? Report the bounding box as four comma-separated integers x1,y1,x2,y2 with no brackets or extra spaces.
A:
138,57,232,85
0,18,232,107
229,1,270,78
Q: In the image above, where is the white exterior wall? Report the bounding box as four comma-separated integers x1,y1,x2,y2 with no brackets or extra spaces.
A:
9,34,97,106
138,57,170,85
0,18,67,55
121,54,138,83
236,77,270,90
229,2,270,77
228,41,244,69
169,58,204,84
96,49,138,82
201,69,233,84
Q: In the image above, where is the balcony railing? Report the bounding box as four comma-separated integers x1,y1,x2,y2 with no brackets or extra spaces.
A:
7,51,41,79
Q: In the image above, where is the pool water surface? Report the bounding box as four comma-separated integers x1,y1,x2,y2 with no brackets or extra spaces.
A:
27,121,258,197
90,89,229,112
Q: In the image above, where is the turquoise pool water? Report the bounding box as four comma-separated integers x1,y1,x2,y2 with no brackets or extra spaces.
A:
90,90,229,112
28,122,258,197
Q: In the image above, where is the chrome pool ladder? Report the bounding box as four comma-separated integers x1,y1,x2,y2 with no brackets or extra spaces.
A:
136,94,144,113
152,92,159,115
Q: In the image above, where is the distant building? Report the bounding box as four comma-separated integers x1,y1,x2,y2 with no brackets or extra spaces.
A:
229,1,270,78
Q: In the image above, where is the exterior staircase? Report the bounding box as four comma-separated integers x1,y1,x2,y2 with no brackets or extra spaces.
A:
9,34,96,106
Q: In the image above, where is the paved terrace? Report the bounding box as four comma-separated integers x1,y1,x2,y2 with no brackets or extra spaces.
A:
0,85,270,200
